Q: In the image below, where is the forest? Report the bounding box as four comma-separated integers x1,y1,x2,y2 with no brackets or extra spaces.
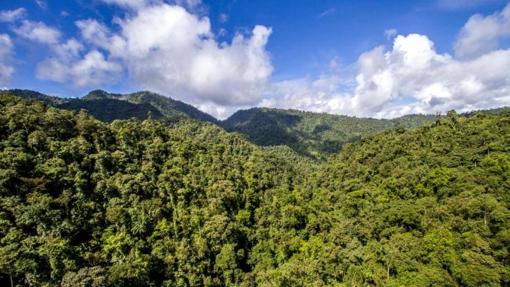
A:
2,89,437,160
0,93,509,286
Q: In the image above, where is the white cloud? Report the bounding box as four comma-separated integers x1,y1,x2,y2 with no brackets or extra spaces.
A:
435,0,504,10
384,28,397,40
13,3,270,116
37,50,122,86
80,4,272,110
35,0,47,10
261,75,353,115
454,3,510,58
252,3,510,119
319,8,336,18
75,19,113,49
31,30,122,87
174,0,202,10
101,0,202,10
9,0,510,120
101,0,155,9
0,34,14,85
264,30,510,118
0,8,26,22
4,3,267,112
13,20,61,44
5,13,122,87
11,20,120,86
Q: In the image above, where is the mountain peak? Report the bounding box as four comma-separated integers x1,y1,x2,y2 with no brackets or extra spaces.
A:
84,89,125,100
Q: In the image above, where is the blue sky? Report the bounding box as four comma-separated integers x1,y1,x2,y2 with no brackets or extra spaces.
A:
0,0,509,118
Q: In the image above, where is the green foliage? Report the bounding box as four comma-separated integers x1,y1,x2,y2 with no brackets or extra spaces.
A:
0,93,509,286
221,107,436,159
1,89,217,124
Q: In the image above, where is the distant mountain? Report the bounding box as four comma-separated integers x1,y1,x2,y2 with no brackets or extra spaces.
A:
7,88,505,160
3,89,67,105
220,107,437,159
84,90,217,123
1,89,216,124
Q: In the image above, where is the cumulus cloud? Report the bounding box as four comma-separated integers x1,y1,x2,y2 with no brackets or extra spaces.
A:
37,49,122,86
10,3,269,112
454,3,510,58
265,30,510,118
261,76,352,115
9,0,510,119
75,19,113,49
8,3,270,115
351,34,510,117
0,8,26,22
10,19,122,86
257,3,510,119
13,20,61,44
0,34,14,85
77,4,272,109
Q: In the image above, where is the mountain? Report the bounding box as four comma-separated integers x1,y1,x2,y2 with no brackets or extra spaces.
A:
1,94,509,286
5,89,505,161
84,90,217,123
4,89,437,159
221,107,436,159
1,89,217,123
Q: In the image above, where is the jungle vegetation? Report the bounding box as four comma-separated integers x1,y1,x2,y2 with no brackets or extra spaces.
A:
0,93,509,286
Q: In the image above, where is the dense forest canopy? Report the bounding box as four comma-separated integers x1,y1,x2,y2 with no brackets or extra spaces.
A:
221,108,436,159
1,90,438,160
0,93,509,286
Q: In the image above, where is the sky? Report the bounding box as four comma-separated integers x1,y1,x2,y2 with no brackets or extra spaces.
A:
0,0,509,119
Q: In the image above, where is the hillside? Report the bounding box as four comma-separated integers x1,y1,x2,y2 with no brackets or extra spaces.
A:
1,89,217,124
0,94,509,286
84,90,218,123
221,107,436,159
4,89,438,159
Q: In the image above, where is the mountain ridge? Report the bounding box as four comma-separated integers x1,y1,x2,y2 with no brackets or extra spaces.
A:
3,88,508,159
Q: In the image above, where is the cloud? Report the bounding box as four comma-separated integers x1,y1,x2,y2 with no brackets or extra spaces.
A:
384,28,397,40
435,0,505,10
10,0,510,119
35,0,47,10
36,49,122,86
261,75,353,116
265,29,510,118
253,3,510,119
0,8,26,22
101,0,202,10
0,34,14,85
11,3,269,112
10,19,121,86
101,0,155,9
75,19,113,49
174,0,202,10
454,3,510,58
77,4,272,110
319,8,336,18
219,13,229,23
13,20,61,44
